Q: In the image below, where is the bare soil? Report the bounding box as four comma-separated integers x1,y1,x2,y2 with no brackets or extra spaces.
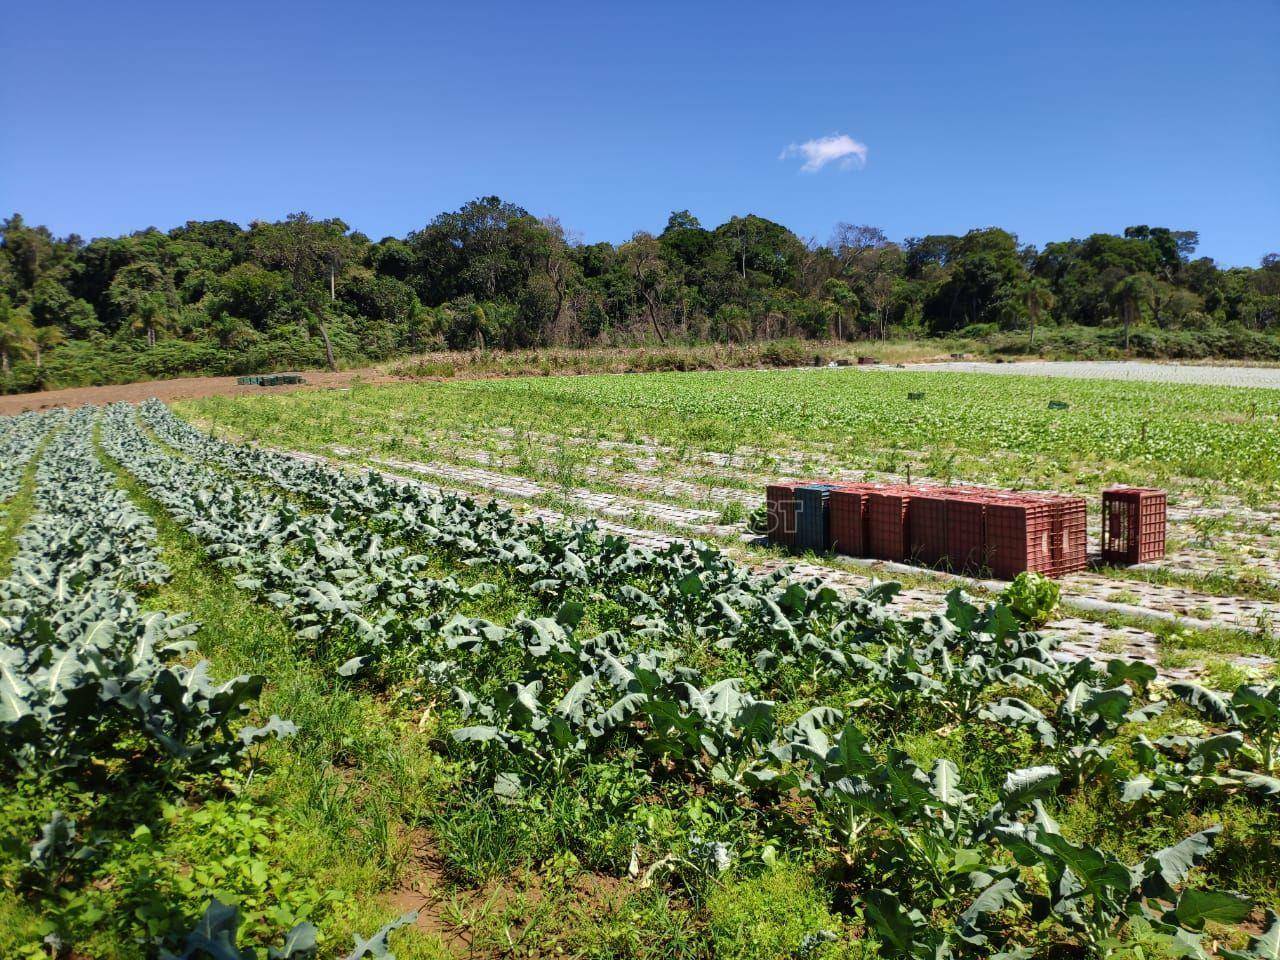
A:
0,368,399,415
386,827,629,956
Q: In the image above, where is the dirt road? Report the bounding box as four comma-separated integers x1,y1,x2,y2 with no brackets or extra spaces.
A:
0,368,398,415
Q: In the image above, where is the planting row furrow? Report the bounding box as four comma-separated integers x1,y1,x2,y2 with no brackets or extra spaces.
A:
320,445,1279,643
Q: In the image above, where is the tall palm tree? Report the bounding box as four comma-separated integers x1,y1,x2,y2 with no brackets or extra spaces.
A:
1021,278,1055,347
1110,273,1155,351
0,308,36,376
33,324,66,368
128,290,171,347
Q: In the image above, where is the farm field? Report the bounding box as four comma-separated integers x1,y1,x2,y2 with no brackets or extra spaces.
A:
3,369,1279,959
185,367,1280,669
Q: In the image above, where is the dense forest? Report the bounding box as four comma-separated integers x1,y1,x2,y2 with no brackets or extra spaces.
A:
1,199,1278,391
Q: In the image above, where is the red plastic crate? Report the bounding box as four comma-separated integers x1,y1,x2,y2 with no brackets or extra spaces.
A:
908,488,952,567
969,489,1027,575
983,495,1058,580
828,484,871,556
946,493,988,573
765,483,798,548
1102,488,1167,565
866,485,918,561
1046,494,1089,576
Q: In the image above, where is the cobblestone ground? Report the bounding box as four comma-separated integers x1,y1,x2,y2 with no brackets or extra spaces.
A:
306,447,1274,680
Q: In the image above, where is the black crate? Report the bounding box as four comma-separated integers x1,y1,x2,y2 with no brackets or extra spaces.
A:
793,484,836,552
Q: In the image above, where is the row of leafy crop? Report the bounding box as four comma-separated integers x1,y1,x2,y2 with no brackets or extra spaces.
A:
184,370,1280,498
0,408,340,958
0,409,61,504
105,403,492,672
0,407,281,771
126,400,1280,958
139,398,880,675
441,594,1279,958
390,369,1280,489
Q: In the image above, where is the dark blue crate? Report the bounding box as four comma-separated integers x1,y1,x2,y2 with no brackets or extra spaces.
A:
793,484,837,552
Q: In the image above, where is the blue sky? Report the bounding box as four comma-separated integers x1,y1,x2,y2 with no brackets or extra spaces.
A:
3,1,1276,265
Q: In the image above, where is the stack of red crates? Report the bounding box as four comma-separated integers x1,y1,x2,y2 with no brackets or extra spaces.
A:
765,483,798,548
866,486,921,562
1101,488,1167,565
828,484,871,557
768,479,1090,579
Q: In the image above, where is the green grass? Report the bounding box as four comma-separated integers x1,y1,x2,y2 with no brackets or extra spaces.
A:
181,366,1280,500
0,441,46,576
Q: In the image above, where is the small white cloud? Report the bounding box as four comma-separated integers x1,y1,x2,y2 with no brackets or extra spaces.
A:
779,133,868,173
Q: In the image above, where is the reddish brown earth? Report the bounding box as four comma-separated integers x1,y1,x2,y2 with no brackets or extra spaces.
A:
0,368,399,415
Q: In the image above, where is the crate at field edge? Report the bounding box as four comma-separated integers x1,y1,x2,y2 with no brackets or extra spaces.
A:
794,484,838,552
946,493,988,573
1101,488,1167,565
983,495,1058,580
1040,493,1089,576
968,489,1027,575
236,375,262,386
866,485,918,562
765,483,798,548
828,485,871,557
907,489,951,566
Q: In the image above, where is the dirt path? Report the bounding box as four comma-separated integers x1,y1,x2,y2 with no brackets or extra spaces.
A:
0,368,397,415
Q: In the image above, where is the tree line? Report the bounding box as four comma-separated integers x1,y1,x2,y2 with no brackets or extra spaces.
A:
1,198,1277,390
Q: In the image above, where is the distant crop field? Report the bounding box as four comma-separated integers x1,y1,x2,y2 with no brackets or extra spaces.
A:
187,366,1280,495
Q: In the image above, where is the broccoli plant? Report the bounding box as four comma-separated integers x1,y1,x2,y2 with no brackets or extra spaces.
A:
1171,681,1279,777
996,820,1250,959
982,662,1164,790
